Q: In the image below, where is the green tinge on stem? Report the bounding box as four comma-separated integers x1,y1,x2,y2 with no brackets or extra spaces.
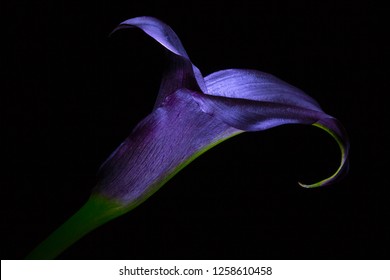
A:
298,122,347,188
26,195,128,259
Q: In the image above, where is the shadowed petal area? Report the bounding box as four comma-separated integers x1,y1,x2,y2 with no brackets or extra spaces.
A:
191,69,349,187
94,89,240,205
113,16,206,107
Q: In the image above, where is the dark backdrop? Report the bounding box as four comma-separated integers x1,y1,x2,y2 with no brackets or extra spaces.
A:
3,0,387,259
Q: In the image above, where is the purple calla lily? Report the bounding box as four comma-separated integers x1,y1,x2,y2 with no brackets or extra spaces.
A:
96,16,349,205
27,16,349,259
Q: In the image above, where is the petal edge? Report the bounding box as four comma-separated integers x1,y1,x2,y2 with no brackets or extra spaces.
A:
111,16,206,105
299,119,350,188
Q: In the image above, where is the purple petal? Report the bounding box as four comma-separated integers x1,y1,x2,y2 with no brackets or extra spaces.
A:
95,89,240,204
192,91,326,131
205,69,321,110
112,16,206,107
191,69,349,187
192,69,328,130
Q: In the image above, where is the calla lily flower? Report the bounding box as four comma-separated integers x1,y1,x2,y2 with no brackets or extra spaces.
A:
27,16,349,259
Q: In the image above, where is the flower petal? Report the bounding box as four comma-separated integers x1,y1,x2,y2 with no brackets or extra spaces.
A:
304,118,349,188
112,16,206,107
205,69,321,110
191,69,349,187
95,88,240,205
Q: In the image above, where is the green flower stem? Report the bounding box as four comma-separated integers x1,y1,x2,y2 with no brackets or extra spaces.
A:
26,195,128,259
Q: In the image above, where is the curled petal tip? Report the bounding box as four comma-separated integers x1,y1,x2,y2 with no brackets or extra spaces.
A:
298,181,323,188
298,119,349,188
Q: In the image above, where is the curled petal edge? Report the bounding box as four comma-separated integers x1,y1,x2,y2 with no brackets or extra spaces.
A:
299,121,349,188
190,91,349,188
110,16,207,97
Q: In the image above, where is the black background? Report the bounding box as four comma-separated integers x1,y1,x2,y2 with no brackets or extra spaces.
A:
3,0,387,259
